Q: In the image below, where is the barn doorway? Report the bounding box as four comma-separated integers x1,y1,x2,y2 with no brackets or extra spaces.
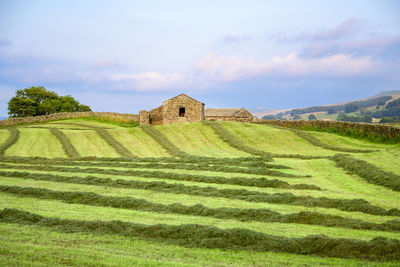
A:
179,107,185,117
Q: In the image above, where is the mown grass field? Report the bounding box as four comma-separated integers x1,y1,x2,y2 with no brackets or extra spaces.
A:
0,119,400,266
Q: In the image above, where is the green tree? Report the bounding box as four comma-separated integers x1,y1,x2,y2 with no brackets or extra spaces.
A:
8,86,91,118
308,114,317,120
344,103,359,113
327,108,336,114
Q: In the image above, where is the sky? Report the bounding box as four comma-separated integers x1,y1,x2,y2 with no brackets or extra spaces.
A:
0,0,399,116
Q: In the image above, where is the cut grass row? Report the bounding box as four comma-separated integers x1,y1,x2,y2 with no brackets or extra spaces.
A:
202,121,273,158
0,162,315,190
141,125,187,157
49,128,80,158
0,171,398,216
0,128,19,155
0,158,302,177
1,208,399,261
284,126,377,153
331,154,400,192
2,224,395,267
92,128,136,158
2,171,400,232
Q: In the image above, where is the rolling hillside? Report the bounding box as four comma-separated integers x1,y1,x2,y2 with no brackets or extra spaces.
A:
0,119,400,266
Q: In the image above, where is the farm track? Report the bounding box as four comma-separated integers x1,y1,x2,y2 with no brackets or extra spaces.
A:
1,119,400,264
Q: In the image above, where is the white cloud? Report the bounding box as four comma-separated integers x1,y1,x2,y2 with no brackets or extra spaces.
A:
110,72,185,91
195,52,374,82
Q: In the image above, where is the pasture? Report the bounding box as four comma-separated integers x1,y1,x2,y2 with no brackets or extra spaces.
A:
0,119,399,266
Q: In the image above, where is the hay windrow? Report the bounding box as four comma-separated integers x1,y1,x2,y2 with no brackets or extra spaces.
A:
331,154,400,191
0,128,20,156
1,208,400,261
49,128,80,158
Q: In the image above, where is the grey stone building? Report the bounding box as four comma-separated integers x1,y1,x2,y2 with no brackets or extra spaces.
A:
139,93,253,125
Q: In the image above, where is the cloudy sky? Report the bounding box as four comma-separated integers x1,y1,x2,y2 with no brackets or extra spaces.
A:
0,0,399,116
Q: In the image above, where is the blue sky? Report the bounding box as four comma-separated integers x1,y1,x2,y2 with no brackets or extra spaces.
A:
0,0,399,115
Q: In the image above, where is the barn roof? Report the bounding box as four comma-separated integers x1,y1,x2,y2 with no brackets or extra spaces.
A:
163,93,204,105
205,108,247,117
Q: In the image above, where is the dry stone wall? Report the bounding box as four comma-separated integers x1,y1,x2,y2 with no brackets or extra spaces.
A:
0,112,139,127
253,119,400,141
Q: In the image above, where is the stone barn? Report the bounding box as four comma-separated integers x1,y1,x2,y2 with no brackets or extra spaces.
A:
139,94,204,125
139,93,254,125
204,108,254,122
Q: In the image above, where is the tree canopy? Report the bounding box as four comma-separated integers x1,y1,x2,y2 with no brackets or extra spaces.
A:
8,86,91,118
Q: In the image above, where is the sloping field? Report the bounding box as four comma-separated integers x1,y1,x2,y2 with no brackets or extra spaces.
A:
0,119,399,266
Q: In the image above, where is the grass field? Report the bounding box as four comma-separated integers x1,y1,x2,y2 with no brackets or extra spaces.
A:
0,119,399,266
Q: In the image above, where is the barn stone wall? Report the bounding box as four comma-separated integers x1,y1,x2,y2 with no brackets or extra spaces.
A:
139,110,150,125
149,106,164,125
0,112,139,127
162,95,204,124
204,116,254,122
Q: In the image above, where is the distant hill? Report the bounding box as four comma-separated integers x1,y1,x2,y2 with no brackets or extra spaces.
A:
260,90,400,122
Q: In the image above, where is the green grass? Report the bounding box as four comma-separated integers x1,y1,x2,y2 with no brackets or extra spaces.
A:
219,121,336,156
0,129,10,146
5,128,66,158
1,118,400,265
3,224,395,267
108,127,170,157
63,129,121,157
155,122,250,157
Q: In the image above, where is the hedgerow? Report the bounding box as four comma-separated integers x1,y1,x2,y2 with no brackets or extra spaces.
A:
2,208,400,261
202,121,273,159
1,185,400,234
331,154,400,191
49,128,80,158
0,128,20,155
140,125,188,157
0,170,398,216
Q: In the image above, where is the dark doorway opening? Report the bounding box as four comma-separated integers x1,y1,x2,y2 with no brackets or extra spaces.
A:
179,107,185,117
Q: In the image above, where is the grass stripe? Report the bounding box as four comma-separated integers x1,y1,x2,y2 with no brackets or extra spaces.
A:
140,125,187,157
0,171,398,216
331,154,400,192
0,128,19,156
1,208,399,261
92,128,137,158
49,128,81,158
0,162,312,192
204,121,328,159
0,184,399,233
0,157,301,177
203,121,273,158
278,126,377,153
